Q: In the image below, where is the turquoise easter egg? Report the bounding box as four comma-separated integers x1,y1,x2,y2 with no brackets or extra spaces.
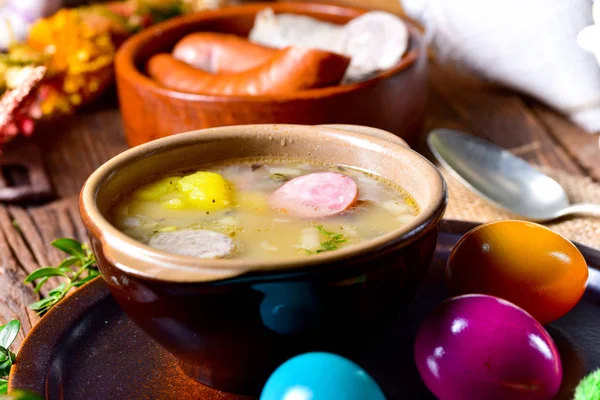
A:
260,352,386,400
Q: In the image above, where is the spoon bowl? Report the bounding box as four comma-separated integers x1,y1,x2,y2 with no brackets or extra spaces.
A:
427,129,600,222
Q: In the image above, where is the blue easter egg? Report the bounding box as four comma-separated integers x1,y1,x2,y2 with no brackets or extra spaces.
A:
260,352,386,400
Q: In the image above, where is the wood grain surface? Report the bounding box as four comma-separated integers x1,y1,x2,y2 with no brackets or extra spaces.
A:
1,63,599,347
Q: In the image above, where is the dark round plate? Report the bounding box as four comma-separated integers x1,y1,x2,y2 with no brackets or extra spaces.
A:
9,220,600,399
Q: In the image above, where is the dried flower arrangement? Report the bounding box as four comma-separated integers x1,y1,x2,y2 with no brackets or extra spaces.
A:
0,0,227,145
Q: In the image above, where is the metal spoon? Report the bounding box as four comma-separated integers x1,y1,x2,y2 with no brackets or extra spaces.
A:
427,128,600,222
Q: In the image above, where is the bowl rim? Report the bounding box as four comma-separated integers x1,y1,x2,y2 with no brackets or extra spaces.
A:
80,124,447,283
114,2,424,102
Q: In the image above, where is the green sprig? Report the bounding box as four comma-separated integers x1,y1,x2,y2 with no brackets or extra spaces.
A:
25,239,98,315
0,320,20,395
304,226,347,254
576,369,600,400
315,225,347,253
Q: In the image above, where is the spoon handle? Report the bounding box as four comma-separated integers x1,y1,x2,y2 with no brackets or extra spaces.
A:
557,203,600,218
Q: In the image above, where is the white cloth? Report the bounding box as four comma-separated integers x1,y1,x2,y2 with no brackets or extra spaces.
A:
402,0,600,133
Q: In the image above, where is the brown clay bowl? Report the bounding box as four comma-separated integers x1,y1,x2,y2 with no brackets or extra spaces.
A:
79,124,446,395
114,2,427,147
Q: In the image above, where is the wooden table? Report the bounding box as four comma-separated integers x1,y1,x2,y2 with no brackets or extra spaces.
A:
1,62,599,348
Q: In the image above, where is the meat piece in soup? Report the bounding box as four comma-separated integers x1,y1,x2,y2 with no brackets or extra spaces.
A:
149,229,235,258
269,172,359,218
111,159,419,260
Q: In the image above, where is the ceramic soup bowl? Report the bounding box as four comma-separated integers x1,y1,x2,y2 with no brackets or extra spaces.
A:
79,124,447,395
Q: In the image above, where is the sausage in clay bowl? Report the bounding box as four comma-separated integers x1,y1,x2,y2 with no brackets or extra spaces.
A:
114,2,428,146
147,7,409,95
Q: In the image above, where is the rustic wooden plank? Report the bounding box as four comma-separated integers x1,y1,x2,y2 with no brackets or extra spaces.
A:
50,203,77,242
8,206,50,268
0,207,38,274
424,82,550,158
531,104,600,182
0,216,39,349
417,83,480,157
50,197,88,244
4,206,62,297
0,197,96,339
0,195,98,342
425,84,476,134
34,106,128,199
428,63,585,176
28,207,67,267
0,139,54,203
71,205,88,244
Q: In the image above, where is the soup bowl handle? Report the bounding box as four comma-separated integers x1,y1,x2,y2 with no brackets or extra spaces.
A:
317,124,410,148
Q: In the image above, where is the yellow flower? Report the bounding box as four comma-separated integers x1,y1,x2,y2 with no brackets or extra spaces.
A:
27,9,118,116
29,9,116,75
11,1,223,119
40,87,72,115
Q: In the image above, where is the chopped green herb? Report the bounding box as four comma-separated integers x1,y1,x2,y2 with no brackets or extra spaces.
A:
24,239,98,315
310,226,347,253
